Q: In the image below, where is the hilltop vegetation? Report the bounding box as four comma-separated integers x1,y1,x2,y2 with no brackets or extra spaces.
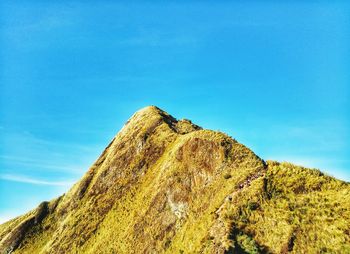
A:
0,106,349,254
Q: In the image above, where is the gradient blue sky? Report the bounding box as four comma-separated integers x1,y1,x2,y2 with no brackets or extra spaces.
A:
1,1,349,223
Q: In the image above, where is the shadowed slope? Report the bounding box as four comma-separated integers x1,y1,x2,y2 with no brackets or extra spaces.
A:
1,106,349,254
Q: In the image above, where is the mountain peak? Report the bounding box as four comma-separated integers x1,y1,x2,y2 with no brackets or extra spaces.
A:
127,105,177,127
136,105,163,114
121,106,201,137
1,108,349,254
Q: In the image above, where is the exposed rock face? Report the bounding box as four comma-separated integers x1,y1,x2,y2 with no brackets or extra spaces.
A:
0,106,349,254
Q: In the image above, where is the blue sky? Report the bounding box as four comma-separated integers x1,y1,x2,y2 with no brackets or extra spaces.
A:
0,1,349,223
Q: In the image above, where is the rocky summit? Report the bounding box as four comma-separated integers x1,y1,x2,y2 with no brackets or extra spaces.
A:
1,106,349,254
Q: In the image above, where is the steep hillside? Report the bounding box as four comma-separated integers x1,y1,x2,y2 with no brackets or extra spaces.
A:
1,106,349,254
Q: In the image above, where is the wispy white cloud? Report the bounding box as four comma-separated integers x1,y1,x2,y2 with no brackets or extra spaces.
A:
0,129,98,174
0,155,83,172
0,212,19,224
3,130,96,152
0,174,75,186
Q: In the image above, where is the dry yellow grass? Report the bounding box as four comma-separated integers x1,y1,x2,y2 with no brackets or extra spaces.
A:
0,106,349,254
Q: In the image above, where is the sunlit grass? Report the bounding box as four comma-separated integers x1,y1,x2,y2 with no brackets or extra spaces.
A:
1,107,349,254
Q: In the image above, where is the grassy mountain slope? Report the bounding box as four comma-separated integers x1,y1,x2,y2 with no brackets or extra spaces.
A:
1,106,349,254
